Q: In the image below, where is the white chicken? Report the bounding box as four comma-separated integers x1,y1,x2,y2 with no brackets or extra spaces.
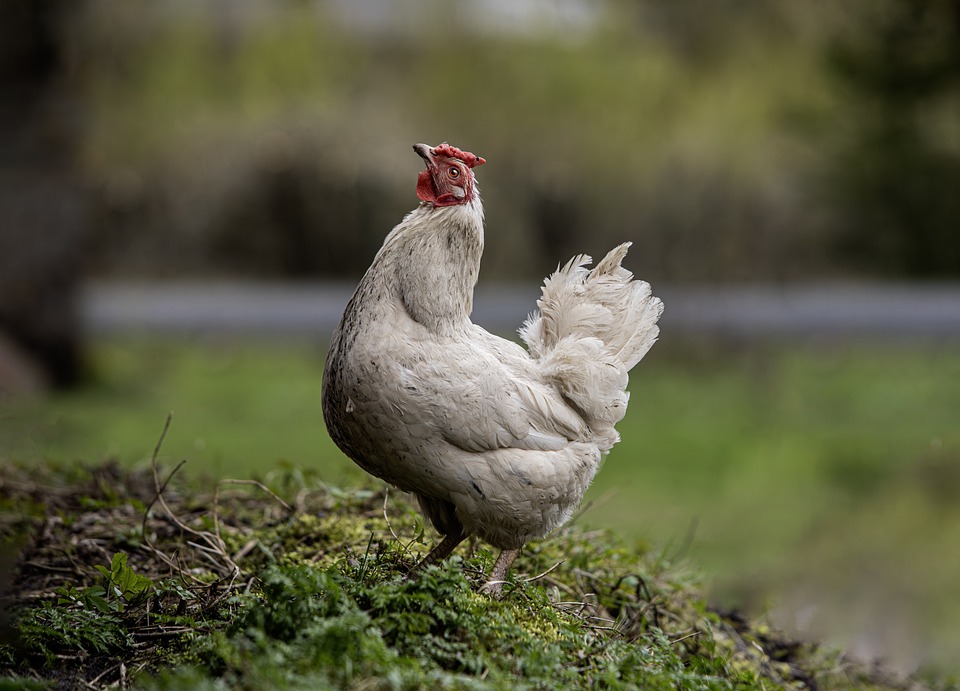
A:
322,143,663,594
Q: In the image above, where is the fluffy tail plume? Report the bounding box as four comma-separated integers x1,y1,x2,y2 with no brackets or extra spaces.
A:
519,243,663,448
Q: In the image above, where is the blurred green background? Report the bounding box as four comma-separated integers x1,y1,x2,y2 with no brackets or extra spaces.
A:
2,0,959,680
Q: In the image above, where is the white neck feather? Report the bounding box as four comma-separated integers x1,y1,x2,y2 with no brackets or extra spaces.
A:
372,195,485,334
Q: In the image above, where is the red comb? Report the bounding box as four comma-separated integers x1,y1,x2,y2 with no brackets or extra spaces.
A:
433,143,486,168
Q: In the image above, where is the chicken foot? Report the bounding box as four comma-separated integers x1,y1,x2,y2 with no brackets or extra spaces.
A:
409,538,519,598
480,548,521,598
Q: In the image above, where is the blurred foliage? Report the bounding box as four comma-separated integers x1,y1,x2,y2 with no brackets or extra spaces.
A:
50,0,957,282
826,0,960,277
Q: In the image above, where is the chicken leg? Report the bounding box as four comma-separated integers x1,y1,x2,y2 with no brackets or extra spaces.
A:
408,532,466,575
408,494,467,575
480,548,521,597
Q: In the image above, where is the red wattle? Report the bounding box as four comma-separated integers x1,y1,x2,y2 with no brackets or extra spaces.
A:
416,170,437,203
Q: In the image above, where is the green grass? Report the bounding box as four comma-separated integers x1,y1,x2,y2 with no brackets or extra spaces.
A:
2,337,959,676
0,339,350,482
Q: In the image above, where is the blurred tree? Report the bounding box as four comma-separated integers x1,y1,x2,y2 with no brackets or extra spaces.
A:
828,0,960,277
65,1,960,284
209,153,403,279
0,0,91,390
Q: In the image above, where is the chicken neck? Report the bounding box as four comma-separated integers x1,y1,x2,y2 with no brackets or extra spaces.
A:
377,200,484,335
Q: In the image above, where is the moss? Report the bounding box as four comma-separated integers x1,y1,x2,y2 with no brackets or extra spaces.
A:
0,462,929,690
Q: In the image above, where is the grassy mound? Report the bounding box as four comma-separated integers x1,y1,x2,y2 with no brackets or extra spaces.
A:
0,459,927,690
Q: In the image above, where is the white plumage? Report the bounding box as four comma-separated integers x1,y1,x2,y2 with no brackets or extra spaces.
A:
322,143,663,593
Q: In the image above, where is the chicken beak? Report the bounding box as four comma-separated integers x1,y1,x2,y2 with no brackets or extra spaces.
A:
413,143,436,167
414,144,440,204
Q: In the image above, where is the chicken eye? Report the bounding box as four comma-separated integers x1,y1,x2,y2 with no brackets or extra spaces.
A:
447,166,461,179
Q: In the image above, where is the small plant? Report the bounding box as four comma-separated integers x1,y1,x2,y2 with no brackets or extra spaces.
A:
1,551,196,674
4,553,153,667
54,552,154,614
12,598,132,667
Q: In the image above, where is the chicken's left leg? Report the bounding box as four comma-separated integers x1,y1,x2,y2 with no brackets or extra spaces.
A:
481,548,520,597
409,494,467,576
408,533,466,575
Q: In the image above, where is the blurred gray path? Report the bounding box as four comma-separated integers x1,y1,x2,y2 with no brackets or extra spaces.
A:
81,281,960,341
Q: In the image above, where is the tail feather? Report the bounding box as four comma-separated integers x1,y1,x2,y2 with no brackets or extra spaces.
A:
519,243,663,447
520,242,663,370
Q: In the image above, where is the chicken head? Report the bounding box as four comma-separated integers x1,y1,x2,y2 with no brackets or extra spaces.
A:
414,142,485,207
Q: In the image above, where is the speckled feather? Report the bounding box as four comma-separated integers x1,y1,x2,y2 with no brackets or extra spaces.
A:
322,149,662,553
